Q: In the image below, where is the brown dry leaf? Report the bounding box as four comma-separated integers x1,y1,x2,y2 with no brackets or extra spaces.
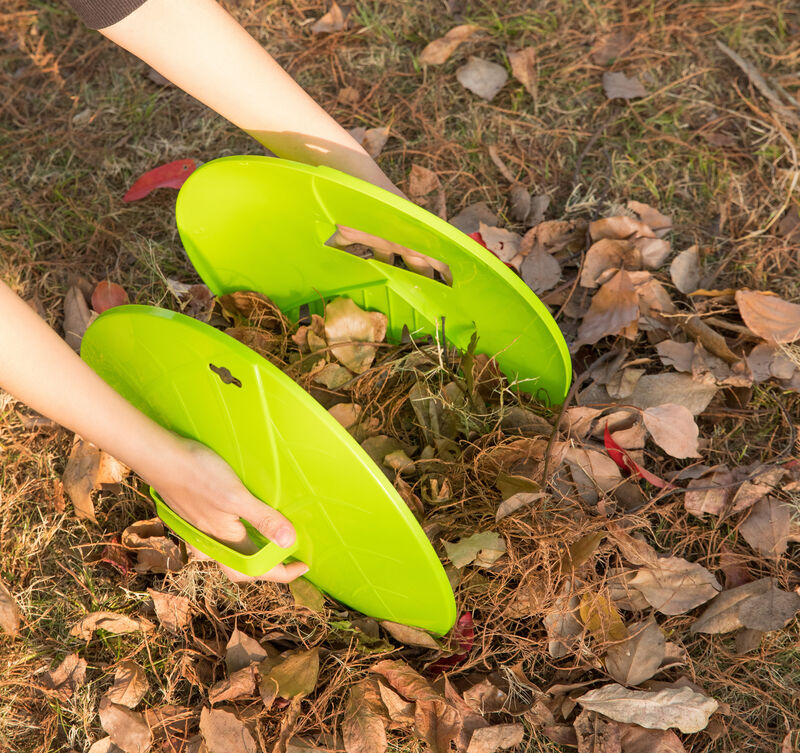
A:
371,659,441,704
99,697,153,753
63,285,94,351
495,491,545,521
580,591,628,644
641,404,700,459
520,245,561,293
61,439,126,523
466,723,525,753
684,467,736,517
449,202,499,235
419,25,479,65
415,698,461,753
592,31,634,65
349,126,390,160
577,683,718,733
312,363,352,389
289,578,325,612
739,496,792,557
329,402,362,430
627,201,672,237
655,340,694,373
478,223,522,263
575,269,639,347
380,621,439,649
88,738,124,753
0,579,21,637
590,217,655,242
444,531,506,568
560,532,606,574
507,47,536,97
209,665,256,705
605,620,666,686
225,629,267,674
627,557,721,615
148,590,191,633
581,239,641,289
311,2,346,33
629,373,717,416
618,724,686,752
563,446,622,505
456,57,508,101
43,653,87,700
377,682,415,727
738,581,800,631
323,297,386,373
199,707,256,753
735,290,800,343
123,521,184,574
636,237,672,269
409,163,441,197
573,710,622,753
669,245,701,294
544,579,582,658
70,612,154,641
269,648,320,698
602,71,647,99
342,681,388,753
105,661,148,709
607,526,658,567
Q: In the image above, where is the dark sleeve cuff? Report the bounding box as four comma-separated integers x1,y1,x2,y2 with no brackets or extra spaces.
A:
66,0,150,30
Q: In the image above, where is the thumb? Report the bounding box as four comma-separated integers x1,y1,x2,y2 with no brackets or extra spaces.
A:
231,491,296,549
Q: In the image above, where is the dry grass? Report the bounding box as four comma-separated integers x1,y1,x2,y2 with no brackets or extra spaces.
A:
1,1,799,751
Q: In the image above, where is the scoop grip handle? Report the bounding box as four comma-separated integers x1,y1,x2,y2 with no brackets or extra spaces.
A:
150,488,299,577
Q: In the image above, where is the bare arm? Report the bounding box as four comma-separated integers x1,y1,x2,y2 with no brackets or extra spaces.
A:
101,0,402,196
0,281,306,582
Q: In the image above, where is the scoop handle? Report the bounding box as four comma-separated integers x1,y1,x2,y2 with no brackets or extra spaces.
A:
150,488,299,577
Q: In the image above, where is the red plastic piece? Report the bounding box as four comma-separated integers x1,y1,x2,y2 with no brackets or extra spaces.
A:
123,159,198,202
428,612,474,674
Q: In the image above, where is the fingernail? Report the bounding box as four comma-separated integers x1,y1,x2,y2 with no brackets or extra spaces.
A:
276,526,294,548
298,564,310,577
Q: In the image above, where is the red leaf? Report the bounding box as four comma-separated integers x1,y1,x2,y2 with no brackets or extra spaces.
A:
603,424,672,489
92,281,129,314
427,612,474,674
468,232,516,270
123,159,198,202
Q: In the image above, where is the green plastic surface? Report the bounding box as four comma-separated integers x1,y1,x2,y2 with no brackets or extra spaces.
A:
81,306,456,634
175,156,572,404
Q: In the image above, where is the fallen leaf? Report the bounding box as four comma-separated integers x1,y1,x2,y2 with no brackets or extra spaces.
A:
456,57,508,101
312,363,352,389
579,591,628,644
507,47,536,97
449,202,499,235
544,579,582,658
669,245,701,294
70,612,154,641
419,25,479,65
627,201,672,237
409,163,441,197
349,126,390,159
683,467,736,517
629,373,717,416
342,681,388,753
311,1,346,33
592,31,634,65
199,707,256,753
627,557,721,615
467,723,525,753
324,297,386,373
148,590,191,633
590,216,654,242
415,698,461,753
105,661,148,709
602,72,647,100
603,425,670,488
737,581,800,631
605,620,666,686
0,579,20,636
496,491,545,521
577,683,718,733
735,290,800,343
739,496,792,557
573,710,622,753
91,282,129,314
290,578,325,612
478,223,522,263
99,697,153,753
520,246,561,293
269,648,320,698
563,446,623,504
123,159,197,202
371,659,441,703
123,520,184,573
209,665,256,705
225,629,267,674
575,269,639,347
377,682,415,726
380,621,439,649
581,239,640,288
43,653,87,700
636,237,672,268
642,404,701,459
444,531,506,568
618,724,686,752
63,437,129,523
88,737,124,753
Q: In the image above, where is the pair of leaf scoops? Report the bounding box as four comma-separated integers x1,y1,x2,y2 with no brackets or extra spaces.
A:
82,157,572,635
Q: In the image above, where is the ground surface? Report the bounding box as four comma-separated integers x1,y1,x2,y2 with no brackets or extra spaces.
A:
1,2,799,752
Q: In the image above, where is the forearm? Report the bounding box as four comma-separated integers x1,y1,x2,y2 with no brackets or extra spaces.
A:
100,0,401,196
0,281,181,481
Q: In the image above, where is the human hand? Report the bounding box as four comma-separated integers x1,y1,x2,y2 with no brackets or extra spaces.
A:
144,436,308,584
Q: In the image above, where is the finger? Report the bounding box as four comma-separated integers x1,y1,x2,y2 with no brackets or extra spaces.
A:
231,492,296,549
